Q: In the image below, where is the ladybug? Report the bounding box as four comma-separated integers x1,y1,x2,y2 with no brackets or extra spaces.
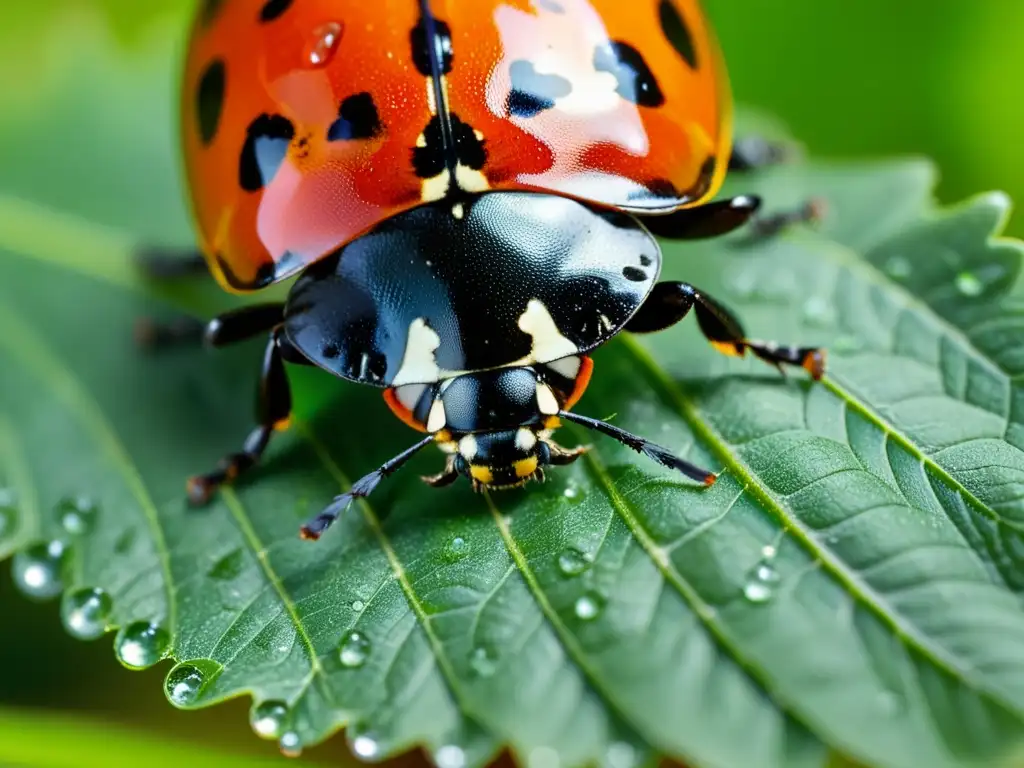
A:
141,0,825,540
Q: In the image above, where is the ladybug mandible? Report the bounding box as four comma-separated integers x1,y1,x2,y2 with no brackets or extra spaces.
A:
143,0,825,540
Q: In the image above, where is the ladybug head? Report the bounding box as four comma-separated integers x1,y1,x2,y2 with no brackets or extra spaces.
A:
446,426,567,490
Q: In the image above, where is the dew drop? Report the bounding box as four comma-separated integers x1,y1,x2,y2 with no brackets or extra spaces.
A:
12,540,67,601
435,745,467,768
800,296,834,327
755,563,780,584
208,549,245,581
562,484,585,504
955,271,984,297
557,547,592,577
57,496,97,536
348,724,380,759
606,741,638,768
279,730,303,758
351,599,365,612
469,646,498,677
307,21,344,68
445,536,469,560
61,587,112,640
115,621,170,670
251,700,289,740
339,630,371,668
574,592,604,621
164,661,218,708
743,580,773,603
761,544,777,560
884,255,912,280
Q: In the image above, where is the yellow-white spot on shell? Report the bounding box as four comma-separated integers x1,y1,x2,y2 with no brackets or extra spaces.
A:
454,165,490,193
392,318,442,386
459,434,479,461
425,79,437,115
518,299,579,363
421,171,451,202
426,399,447,433
536,383,560,416
415,133,427,148
452,203,465,220
546,356,581,380
515,428,538,452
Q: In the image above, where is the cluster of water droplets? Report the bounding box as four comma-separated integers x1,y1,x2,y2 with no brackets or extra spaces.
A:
742,544,781,604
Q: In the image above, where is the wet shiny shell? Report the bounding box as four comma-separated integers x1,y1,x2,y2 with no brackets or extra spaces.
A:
282,192,661,386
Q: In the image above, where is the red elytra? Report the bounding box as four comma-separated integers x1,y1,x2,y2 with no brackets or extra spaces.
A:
181,0,730,292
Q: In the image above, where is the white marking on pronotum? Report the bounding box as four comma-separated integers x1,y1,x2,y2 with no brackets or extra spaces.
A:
459,434,479,461
546,356,581,380
426,399,447,432
518,299,579,363
392,318,442,386
515,428,538,452
536,383,560,416
394,383,428,412
452,203,465,220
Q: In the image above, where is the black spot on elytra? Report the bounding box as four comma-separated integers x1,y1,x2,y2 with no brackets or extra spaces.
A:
622,266,647,282
411,16,453,76
659,0,698,69
507,60,572,118
639,254,653,267
321,342,341,359
594,41,665,107
692,155,717,198
196,59,226,145
239,114,295,192
328,93,383,141
413,114,487,179
596,208,639,231
259,0,292,22
199,0,225,26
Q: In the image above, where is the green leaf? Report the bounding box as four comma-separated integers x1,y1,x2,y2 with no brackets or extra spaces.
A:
3,7,1024,768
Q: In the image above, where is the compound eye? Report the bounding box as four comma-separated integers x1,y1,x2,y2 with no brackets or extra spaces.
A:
453,454,469,474
536,441,551,465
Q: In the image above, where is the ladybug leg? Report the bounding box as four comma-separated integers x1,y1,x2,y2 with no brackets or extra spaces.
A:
640,195,761,240
300,436,436,541
625,282,825,380
558,411,716,486
136,247,207,279
187,325,294,505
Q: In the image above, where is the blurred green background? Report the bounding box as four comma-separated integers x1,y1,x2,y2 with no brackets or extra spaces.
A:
0,0,1021,764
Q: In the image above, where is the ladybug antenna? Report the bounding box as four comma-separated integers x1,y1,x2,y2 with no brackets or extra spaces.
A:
300,435,435,541
558,411,717,487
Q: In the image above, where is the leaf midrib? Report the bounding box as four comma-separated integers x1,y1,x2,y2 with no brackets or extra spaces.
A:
621,334,1023,720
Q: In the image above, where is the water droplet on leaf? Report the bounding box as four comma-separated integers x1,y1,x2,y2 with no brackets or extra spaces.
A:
742,553,781,605
307,21,344,67
557,548,592,577
279,730,303,758
12,540,67,601
351,599,365,612
348,724,380,759
884,256,912,280
57,496,97,536
743,581,773,603
606,742,638,768
955,271,984,297
469,646,498,677
435,745,467,768
445,536,468,560
761,544,777,559
208,549,245,581
339,630,371,668
251,700,289,740
562,484,585,504
164,661,218,708
61,587,112,640
574,592,604,620
115,621,170,669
